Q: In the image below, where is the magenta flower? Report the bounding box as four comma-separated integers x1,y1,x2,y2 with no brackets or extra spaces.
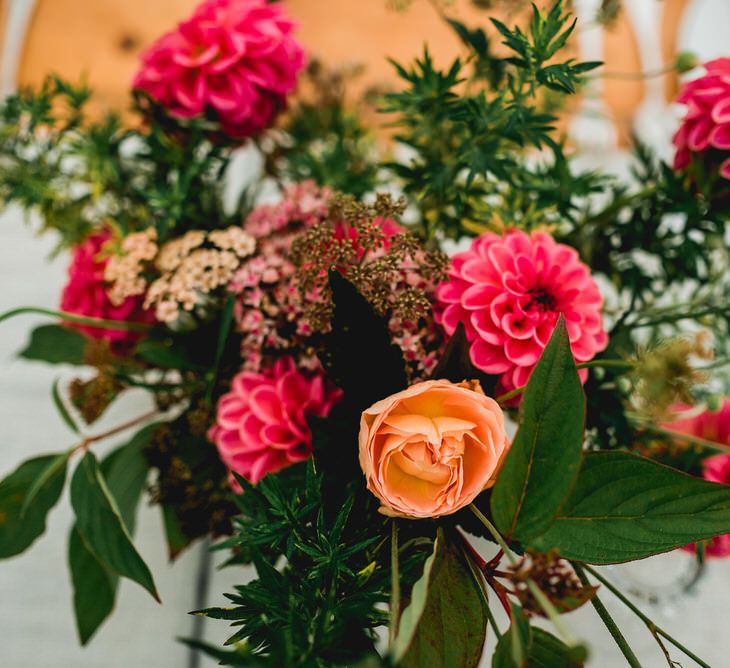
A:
435,230,608,394
60,231,154,347
668,400,730,557
673,58,730,179
133,0,306,139
209,357,342,484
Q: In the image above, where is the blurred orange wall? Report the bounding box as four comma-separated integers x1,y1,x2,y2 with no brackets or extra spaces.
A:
2,0,689,143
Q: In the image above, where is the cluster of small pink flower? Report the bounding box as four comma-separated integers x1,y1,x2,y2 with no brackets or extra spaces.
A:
228,181,332,372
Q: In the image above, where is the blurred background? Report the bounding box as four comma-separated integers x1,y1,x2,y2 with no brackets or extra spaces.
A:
1,0,730,666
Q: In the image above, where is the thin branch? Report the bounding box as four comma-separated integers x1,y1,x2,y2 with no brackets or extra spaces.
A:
469,504,580,649
0,305,153,331
583,565,710,668
573,563,642,668
73,409,160,454
495,358,633,404
630,416,730,455
389,520,401,646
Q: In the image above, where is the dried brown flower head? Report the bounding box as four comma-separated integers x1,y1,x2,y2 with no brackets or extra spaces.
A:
508,550,597,617
291,193,449,379
69,371,122,425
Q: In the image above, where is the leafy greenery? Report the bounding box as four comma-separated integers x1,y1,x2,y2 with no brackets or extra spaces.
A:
199,463,409,667
261,61,382,198
491,317,584,541
0,77,247,251
70,451,158,600
1,1,729,665
393,528,488,668
69,526,117,644
0,454,67,558
382,1,602,240
493,604,586,668
532,450,730,564
19,324,88,365
68,424,153,643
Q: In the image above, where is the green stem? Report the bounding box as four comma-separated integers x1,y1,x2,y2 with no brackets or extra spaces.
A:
0,306,152,331
485,601,502,640
389,520,400,646
633,306,728,329
577,359,635,371
469,505,516,565
573,564,642,668
596,64,676,80
697,358,730,372
583,565,710,668
629,415,730,455
495,359,633,404
495,385,525,404
468,505,579,648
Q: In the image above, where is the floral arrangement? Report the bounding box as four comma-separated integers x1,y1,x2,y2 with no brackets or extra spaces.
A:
1,0,730,666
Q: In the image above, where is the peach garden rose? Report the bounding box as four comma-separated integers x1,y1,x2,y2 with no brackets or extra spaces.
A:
359,379,510,519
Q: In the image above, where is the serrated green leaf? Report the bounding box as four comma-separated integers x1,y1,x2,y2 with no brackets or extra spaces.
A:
70,452,159,600
0,454,67,558
19,324,87,365
68,526,117,644
491,317,585,541
394,528,487,667
530,450,730,564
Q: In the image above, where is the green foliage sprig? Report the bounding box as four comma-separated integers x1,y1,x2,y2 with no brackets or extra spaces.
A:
0,78,245,250
382,1,603,240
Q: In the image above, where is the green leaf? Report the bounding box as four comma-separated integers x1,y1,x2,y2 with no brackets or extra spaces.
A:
391,538,438,663
136,338,205,371
70,452,159,600
492,604,530,668
531,450,730,564
69,526,117,644
491,317,585,541
493,611,586,668
530,629,587,667
394,528,487,667
19,324,87,365
67,425,154,644
101,424,155,533
52,379,80,434
324,270,408,413
0,454,67,558
20,449,71,516
206,294,236,400
178,637,256,666
161,505,192,560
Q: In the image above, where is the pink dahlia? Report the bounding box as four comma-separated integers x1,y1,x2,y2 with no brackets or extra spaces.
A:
435,230,608,394
60,231,154,347
668,400,730,557
133,0,306,139
673,58,730,179
209,357,342,484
